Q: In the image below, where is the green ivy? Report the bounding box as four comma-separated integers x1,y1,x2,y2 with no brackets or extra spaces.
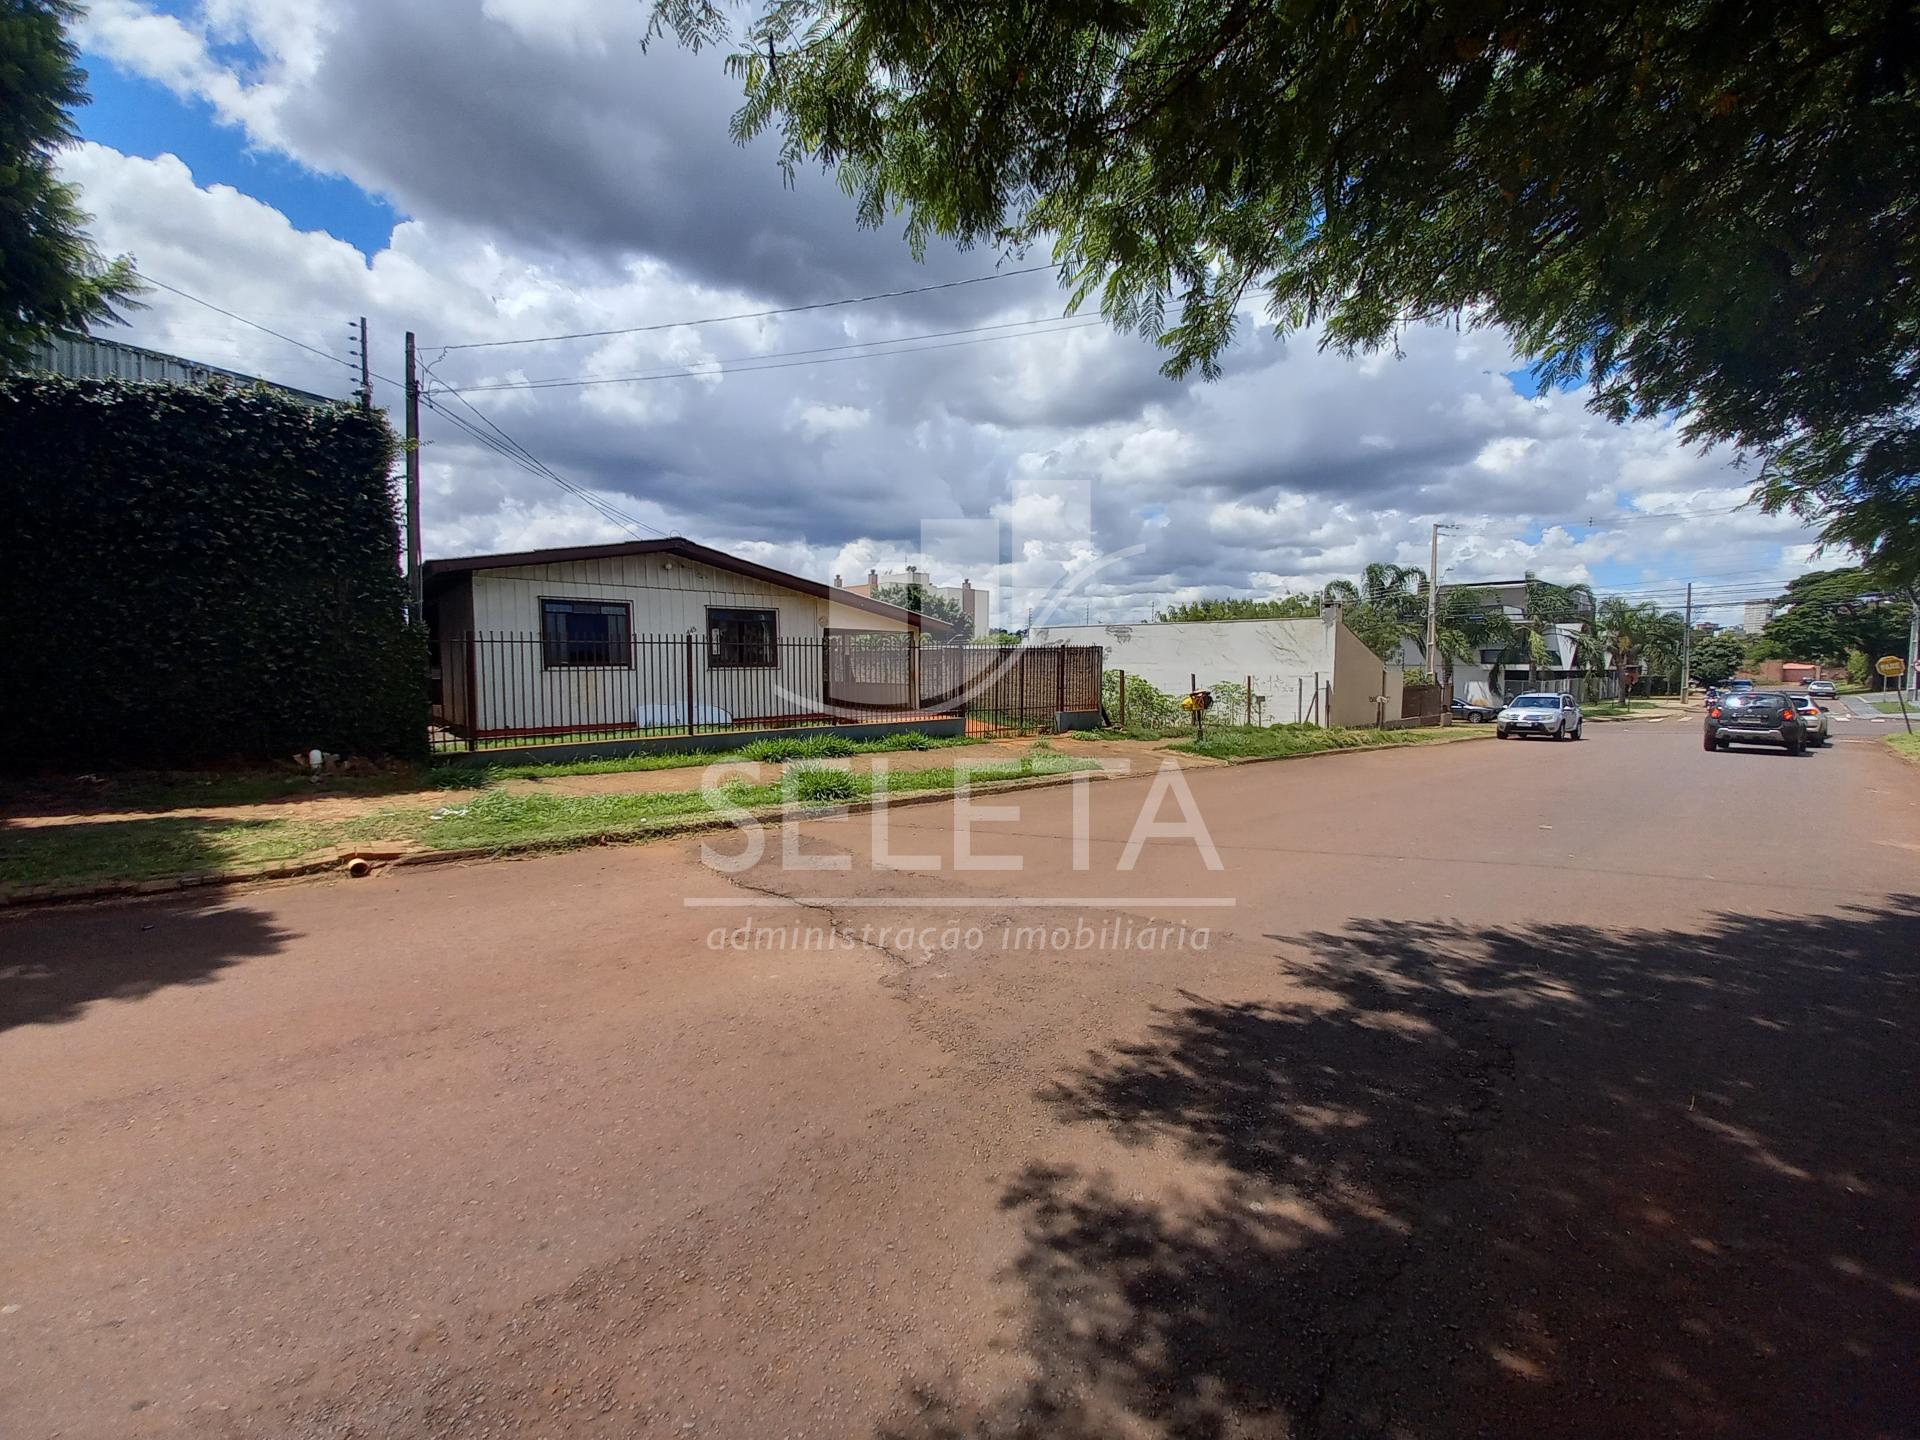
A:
0,376,428,769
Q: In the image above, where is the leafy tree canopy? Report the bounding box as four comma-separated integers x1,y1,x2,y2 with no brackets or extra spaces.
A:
0,1,139,363
652,0,1920,583
871,579,973,639
1748,567,1912,664
1156,594,1319,622
1689,630,1749,687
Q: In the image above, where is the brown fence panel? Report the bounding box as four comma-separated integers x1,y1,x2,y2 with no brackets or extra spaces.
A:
1402,682,1446,719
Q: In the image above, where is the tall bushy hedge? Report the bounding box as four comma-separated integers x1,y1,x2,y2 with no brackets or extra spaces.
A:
0,377,427,769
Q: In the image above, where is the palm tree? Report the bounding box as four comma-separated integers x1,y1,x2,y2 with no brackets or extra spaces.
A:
1594,598,1688,699
1321,563,1429,662
1432,585,1512,695
1595,596,1648,698
1517,577,1596,691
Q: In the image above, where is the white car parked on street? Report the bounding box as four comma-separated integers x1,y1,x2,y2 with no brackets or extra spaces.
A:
1496,692,1583,741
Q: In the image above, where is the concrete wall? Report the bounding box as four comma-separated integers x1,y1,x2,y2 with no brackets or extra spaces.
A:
1028,614,1398,726
448,554,913,734
1331,620,1402,726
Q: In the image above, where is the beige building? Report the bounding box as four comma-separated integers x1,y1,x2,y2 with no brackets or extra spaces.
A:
425,538,951,741
838,566,991,634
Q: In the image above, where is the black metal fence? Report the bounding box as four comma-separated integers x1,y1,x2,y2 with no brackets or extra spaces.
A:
428,631,1103,753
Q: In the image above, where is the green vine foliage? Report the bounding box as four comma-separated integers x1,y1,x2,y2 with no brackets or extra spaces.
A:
0,377,427,769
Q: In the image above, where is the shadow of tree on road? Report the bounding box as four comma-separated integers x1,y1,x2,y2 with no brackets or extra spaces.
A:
883,898,1920,1440
1,892,292,1032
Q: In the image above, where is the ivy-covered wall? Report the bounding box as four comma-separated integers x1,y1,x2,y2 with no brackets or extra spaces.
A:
0,377,427,769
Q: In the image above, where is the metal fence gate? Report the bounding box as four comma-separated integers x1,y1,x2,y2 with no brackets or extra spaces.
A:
430,631,1103,752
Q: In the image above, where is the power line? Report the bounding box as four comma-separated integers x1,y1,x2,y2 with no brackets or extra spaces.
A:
442,316,1108,395
133,272,403,389
446,314,1102,394
435,263,1059,352
422,393,671,541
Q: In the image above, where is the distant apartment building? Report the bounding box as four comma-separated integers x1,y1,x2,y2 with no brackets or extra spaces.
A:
837,565,990,633
1742,598,1776,634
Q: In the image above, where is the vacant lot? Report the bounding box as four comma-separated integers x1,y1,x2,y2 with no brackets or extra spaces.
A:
3,724,1916,1438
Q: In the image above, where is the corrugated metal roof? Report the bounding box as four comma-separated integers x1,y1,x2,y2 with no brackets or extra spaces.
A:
18,333,338,406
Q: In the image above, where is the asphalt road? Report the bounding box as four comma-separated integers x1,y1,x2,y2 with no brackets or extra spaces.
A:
4,722,1917,1439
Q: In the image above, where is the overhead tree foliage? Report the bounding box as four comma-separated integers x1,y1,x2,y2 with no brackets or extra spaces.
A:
652,0,1920,584
0,1,139,364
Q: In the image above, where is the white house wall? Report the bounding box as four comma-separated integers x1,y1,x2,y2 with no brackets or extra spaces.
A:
1028,619,1347,723
457,554,912,733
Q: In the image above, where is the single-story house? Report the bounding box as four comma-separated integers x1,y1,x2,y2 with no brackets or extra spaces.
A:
1028,609,1402,727
423,537,957,743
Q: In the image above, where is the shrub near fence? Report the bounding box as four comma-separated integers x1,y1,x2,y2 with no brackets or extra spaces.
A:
0,377,426,769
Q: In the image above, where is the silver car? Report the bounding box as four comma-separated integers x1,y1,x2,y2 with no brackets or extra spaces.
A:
1789,693,1831,746
1496,692,1583,740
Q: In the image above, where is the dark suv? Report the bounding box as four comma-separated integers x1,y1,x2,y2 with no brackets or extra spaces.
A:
1704,690,1808,755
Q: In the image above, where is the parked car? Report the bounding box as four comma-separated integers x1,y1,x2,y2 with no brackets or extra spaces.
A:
1496,692,1583,740
1789,693,1831,746
1807,679,1838,698
1703,690,1807,754
1450,697,1502,723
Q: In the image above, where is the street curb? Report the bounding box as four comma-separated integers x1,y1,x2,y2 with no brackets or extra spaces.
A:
0,767,1114,913
1165,728,1496,766
0,732,1504,913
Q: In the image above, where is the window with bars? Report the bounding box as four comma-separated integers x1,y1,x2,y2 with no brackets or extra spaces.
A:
707,607,778,668
540,598,632,668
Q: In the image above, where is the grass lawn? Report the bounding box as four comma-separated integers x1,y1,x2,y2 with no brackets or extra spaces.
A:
1887,734,1920,767
0,730,982,815
1580,698,1665,718
1866,696,1917,715
0,750,1096,891
1165,722,1489,761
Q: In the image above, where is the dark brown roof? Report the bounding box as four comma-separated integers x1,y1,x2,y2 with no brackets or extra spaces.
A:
422,536,957,633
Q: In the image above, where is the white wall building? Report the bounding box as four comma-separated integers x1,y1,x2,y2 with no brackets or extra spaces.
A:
1028,611,1402,727
425,538,949,740
1402,578,1606,700
1742,598,1776,634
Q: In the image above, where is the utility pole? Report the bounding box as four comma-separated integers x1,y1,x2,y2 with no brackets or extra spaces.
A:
1905,596,1918,728
356,317,371,409
1424,521,1455,680
404,331,422,616
1680,582,1693,697
1425,523,1441,672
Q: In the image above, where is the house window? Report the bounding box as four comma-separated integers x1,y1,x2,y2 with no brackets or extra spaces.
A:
708,607,778,668
540,598,631,668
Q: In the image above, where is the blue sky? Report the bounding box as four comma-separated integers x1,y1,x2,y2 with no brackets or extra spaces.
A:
77,52,399,257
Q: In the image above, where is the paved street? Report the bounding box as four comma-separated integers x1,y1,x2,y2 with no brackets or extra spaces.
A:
4,724,1917,1439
